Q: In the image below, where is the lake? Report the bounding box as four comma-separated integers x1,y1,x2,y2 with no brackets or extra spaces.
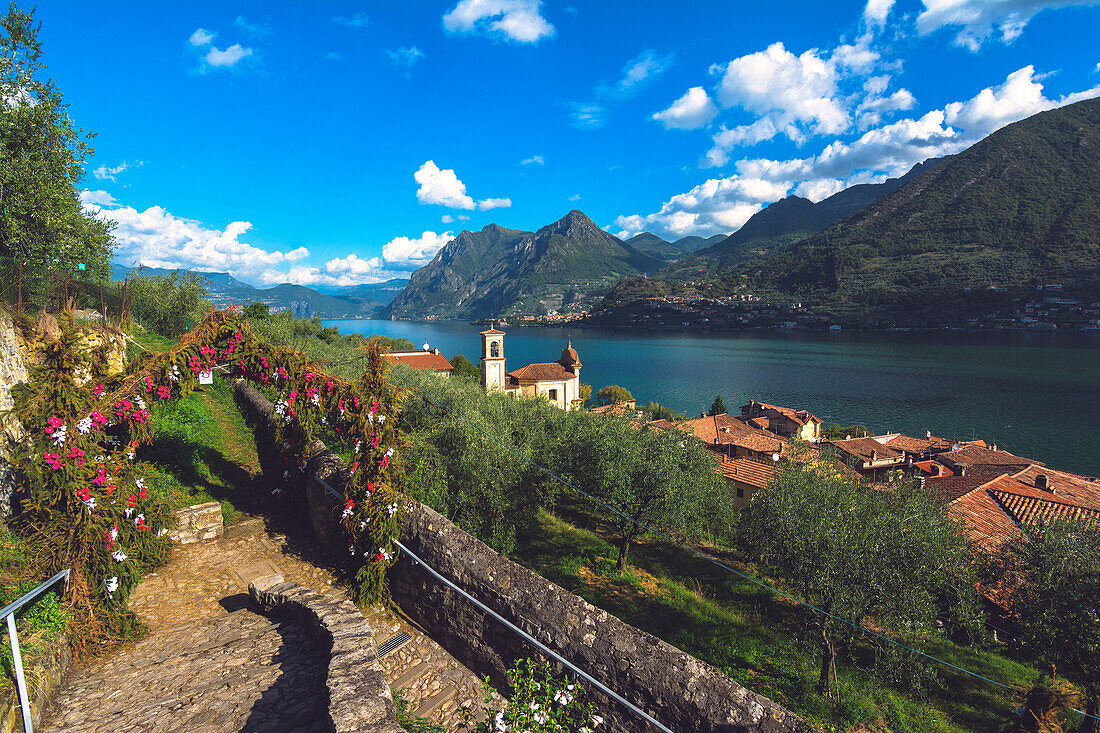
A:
324,319,1100,477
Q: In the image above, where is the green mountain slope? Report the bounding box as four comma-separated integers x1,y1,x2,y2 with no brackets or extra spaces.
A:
756,97,1100,314
384,211,663,320
624,232,685,261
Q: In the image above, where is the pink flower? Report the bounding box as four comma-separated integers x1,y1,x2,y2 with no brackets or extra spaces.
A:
92,466,108,487
93,384,106,397
44,416,64,435
157,386,170,400
65,448,86,467
43,452,62,470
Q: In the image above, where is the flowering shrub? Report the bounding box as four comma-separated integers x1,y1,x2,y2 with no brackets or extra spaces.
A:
459,659,603,733
11,309,405,646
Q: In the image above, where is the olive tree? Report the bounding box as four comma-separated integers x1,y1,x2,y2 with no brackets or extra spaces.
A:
556,415,726,569
994,519,1100,731
741,462,978,696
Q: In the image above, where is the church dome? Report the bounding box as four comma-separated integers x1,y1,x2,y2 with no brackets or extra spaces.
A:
559,340,581,368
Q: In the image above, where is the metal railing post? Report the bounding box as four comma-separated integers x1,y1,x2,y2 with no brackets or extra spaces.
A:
0,569,71,733
6,613,31,733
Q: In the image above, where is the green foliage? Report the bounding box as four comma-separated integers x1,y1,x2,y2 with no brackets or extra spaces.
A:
594,384,633,407
458,659,602,733
992,519,1100,728
0,3,114,304
242,301,269,320
709,394,726,416
740,463,980,697
127,270,212,336
555,415,728,569
640,401,688,422
577,383,592,409
822,423,871,440
449,354,479,383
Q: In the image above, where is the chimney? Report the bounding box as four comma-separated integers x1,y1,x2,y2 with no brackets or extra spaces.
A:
701,412,707,418
959,466,967,477
992,444,998,451
1036,474,1054,493
926,430,932,439
871,450,878,461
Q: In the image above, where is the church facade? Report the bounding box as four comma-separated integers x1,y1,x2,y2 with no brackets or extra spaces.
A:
479,327,583,410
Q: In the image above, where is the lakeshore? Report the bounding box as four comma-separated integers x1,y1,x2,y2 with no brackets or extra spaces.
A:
327,318,1100,477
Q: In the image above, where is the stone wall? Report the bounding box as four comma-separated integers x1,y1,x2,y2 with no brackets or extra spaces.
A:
169,501,225,544
0,315,29,524
0,631,72,733
248,575,403,733
234,380,813,733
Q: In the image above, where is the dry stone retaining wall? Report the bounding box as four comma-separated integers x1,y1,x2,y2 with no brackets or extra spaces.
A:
234,379,813,733
169,501,224,544
248,575,403,733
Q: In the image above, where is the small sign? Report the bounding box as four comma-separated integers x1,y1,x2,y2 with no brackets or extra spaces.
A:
198,370,213,385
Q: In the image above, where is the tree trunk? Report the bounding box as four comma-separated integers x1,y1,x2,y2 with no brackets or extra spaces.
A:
817,627,836,697
615,536,631,571
1081,685,1098,733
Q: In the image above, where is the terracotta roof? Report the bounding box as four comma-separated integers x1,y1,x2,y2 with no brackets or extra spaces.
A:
673,414,785,453
648,418,675,429
924,475,988,503
741,401,822,426
885,434,942,454
479,327,506,335
990,488,1100,528
826,437,904,463
948,485,1022,553
559,342,582,368
1009,465,1100,510
938,445,1038,473
720,457,776,489
382,352,453,371
591,402,640,418
508,362,576,381
912,459,953,476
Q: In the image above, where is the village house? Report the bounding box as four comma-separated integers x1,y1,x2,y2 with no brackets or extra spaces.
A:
825,436,909,481
738,400,822,442
479,327,583,410
381,344,453,375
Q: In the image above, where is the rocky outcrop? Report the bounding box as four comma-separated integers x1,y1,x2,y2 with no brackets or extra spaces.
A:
0,315,30,524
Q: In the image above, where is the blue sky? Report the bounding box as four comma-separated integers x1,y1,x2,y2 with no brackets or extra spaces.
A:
35,0,1100,288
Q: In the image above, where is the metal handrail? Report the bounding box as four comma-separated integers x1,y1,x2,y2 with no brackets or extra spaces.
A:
1,569,70,733
310,474,672,732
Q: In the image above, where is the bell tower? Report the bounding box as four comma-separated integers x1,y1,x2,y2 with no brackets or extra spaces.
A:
479,326,506,392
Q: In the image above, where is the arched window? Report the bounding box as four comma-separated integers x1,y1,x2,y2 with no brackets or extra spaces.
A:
490,341,499,358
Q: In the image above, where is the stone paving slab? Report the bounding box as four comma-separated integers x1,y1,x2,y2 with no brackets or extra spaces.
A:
42,518,491,732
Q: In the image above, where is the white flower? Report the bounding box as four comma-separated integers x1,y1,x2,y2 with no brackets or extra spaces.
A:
124,507,134,518
359,521,367,529
134,395,146,410
321,416,328,425
378,547,391,561
385,448,394,458
354,440,361,454
133,513,145,526
135,477,146,490
529,701,539,711
348,544,356,556
112,549,127,562
105,576,119,597
311,393,320,406
533,711,549,725
81,496,96,511
125,448,135,460
554,690,573,705
387,502,399,517
77,417,92,434
108,526,119,542
378,414,386,424
592,715,604,727
168,365,181,382
367,413,375,425
156,528,167,537
51,425,67,446
494,709,508,732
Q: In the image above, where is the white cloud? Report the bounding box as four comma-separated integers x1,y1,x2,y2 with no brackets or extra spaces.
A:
414,161,476,209
332,13,369,28
82,197,311,284
567,194,582,202
380,231,456,268
458,214,471,221
916,0,1099,51
711,42,850,140
79,190,118,207
652,87,719,130
568,102,606,130
521,154,544,165
189,28,215,46
93,161,143,182
387,46,425,67
602,49,675,99
442,0,554,43
616,65,1100,239
441,214,454,223
204,44,252,68
863,0,896,29
414,160,510,211
477,197,512,211
233,16,271,36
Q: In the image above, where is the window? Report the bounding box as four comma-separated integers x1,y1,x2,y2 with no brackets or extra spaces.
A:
736,488,744,498
548,389,558,401
490,342,499,357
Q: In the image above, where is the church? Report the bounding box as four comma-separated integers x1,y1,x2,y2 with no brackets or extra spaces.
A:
479,327,583,410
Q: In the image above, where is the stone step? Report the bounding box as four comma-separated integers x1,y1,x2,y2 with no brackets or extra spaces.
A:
224,516,265,539
390,660,432,691
412,686,456,720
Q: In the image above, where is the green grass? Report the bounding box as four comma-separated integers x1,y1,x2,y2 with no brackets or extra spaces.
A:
511,505,1039,733
143,377,260,523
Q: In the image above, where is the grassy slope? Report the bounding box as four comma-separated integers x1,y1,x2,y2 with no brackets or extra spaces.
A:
512,502,1039,733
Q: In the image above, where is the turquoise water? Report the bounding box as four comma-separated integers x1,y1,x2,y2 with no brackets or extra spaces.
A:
325,320,1100,477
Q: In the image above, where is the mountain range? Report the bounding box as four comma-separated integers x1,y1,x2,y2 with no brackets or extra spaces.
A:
110,264,408,319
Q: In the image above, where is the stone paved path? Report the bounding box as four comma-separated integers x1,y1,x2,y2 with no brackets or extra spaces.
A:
42,518,491,732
